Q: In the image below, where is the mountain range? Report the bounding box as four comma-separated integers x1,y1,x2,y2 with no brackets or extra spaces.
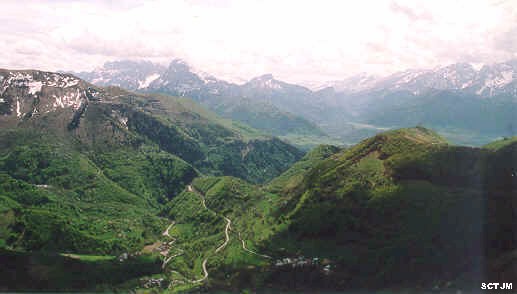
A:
74,59,517,147
0,67,302,255
2,67,517,292
74,60,330,150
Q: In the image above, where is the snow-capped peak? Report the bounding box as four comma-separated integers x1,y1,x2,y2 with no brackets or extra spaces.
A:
168,59,191,73
247,74,283,90
0,69,89,120
322,73,380,93
73,60,167,91
327,60,517,97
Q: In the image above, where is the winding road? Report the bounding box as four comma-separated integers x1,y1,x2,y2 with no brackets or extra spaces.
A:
162,222,175,238
191,259,209,283
161,221,184,269
215,217,231,253
188,185,231,254
165,184,271,287
187,185,271,259
238,232,272,259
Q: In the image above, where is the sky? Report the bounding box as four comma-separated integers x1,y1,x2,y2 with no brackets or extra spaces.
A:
1,0,517,85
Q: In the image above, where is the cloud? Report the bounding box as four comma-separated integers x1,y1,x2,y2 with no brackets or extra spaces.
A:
1,0,517,84
389,1,434,22
494,27,517,56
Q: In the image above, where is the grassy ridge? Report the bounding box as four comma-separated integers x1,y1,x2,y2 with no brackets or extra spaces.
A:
264,127,516,289
161,127,517,291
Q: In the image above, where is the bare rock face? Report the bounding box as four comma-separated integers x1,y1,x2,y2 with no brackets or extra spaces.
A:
0,70,90,118
0,69,108,132
0,69,149,149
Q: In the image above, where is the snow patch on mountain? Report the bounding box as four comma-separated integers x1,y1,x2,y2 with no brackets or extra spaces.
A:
247,74,284,90
396,70,427,85
52,89,85,109
328,60,517,97
16,99,21,117
484,70,514,88
138,73,160,89
2,72,81,95
470,62,485,71
318,74,380,92
0,70,92,121
28,81,43,95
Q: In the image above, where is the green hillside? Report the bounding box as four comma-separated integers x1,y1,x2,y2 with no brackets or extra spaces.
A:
3,71,517,294
267,144,342,194
102,89,304,183
264,127,516,290
0,71,304,291
207,96,325,138
0,129,191,253
162,176,280,291
157,127,517,292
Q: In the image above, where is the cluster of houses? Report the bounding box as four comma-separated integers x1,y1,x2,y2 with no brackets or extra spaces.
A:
117,251,143,262
140,277,165,289
118,253,129,262
274,256,332,274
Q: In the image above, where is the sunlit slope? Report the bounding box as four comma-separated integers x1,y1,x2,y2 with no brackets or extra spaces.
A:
270,127,516,288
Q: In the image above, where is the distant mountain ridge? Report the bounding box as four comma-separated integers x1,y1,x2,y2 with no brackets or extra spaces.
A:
75,59,517,99
74,58,517,146
74,60,166,90
73,60,328,148
327,60,517,97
